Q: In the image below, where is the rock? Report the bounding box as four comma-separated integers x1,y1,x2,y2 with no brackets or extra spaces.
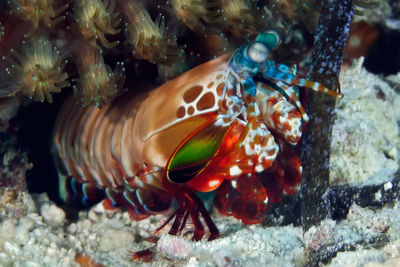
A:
40,202,66,227
157,235,193,260
330,60,400,186
97,228,134,252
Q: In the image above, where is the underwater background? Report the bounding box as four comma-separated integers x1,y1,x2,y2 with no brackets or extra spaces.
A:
1,0,400,266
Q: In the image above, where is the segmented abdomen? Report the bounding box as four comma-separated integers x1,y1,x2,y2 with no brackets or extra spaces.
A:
54,91,171,217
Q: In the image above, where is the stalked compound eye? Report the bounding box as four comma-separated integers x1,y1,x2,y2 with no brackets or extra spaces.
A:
256,29,282,51
247,42,269,63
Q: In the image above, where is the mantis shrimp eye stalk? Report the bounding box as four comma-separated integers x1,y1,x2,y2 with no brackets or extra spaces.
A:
122,1,184,66
71,0,121,49
246,29,282,62
247,42,269,63
7,0,68,34
73,43,126,108
4,36,70,103
256,29,282,50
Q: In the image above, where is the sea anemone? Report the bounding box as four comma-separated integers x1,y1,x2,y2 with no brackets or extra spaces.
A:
7,0,68,34
71,0,121,49
123,1,184,65
73,44,125,107
4,36,69,103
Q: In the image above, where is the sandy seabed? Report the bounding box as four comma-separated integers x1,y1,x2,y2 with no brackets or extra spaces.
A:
1,60,400,267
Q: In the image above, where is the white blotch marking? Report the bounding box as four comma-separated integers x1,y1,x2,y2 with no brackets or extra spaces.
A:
255,164,264,173
231,180,237,189
298,79,306,86
384,182,393,191
208,179,220,188
229,165,242,176
254,144,261,154
263,195,269,205
374,190,382,201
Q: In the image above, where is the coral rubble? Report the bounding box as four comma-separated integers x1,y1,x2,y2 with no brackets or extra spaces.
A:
330,59,400,186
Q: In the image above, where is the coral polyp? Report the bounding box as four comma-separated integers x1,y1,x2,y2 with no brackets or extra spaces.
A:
167,0,221,32
269,0,320,31
73,45,125,107
71,0,121,49
123,1,183,65
7,0,68,33
4,36,69,103
218,0,266,37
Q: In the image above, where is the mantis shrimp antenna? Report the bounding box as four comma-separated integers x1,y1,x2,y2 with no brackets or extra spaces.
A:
229,29,343,124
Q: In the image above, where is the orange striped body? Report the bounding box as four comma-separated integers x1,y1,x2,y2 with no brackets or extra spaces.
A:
53,53,309,237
